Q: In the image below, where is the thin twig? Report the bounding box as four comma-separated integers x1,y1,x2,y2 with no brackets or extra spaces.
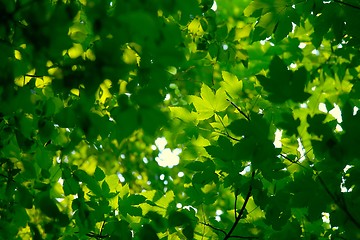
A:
198,126,241,141
227,99,250,121
99,221,105,236
216,113,240,142
0,173,16,182
224,171,255,240
24,74,44,78
201,205,206,240
234,191,238,219
282,147,360,229
333,0,360,10
280,152,313,172
228,236,259,239
226,134,241,142
216,113,230,137
85,232,109,239
200,222,227,236
316,173,360,229
280,153,295,162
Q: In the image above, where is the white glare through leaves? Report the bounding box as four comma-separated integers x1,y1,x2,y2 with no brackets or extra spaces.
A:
154,137,182,168
211,1,217,11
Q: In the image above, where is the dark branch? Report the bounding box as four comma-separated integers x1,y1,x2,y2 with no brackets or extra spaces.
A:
200,222,227,236
86,231,109,239
227,99,250,121
216,113,240,142
224,171,255,240
316,174,360,229
234,191,238,220
0,173,16,182
99,221,105,236
25,74,44,78
333,0,360,10
227,134,241,142
200,222,258,239
228,236,259,239
280,153,295,162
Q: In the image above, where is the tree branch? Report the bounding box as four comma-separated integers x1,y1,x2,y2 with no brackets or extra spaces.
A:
224,171,255,240
200,222,259,239
333,0,360,10
226,134,241,142
316,174,360,229
99,221,105,236
25,74,45,78
227,99,250,121
0,173,16,182
228,236,259,239
200,222,227,236
234,191,238,220
85,231,109,239
215,113,241,142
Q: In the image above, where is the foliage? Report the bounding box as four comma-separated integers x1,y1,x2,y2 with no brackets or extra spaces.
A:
1,0,360,239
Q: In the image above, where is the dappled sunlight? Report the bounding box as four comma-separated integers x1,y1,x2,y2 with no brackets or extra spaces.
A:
154,137,182,168
3,0,360,239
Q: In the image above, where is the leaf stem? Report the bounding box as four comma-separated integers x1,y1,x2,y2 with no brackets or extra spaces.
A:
316,174,360,229
234,191,238,220
227,99,250,121
333,0,360,10
200,222,227,236
215,113,240,142
224,171,255,240
99,221,105,236
24,74,45,78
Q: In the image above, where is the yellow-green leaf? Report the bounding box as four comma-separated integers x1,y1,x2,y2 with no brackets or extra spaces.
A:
214,87,229,112
188,95,214,120
169,106,197,123
189,84,229,120
221,71,243,99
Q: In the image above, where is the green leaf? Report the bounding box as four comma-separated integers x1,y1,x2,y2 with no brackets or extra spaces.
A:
16,185,33,209
168,211,190,227
36,192,61,218
245,0,299,41
188,94,214,120
228,118,250,136
127,194,146,205
145,211,167,231
138,224,159,240
35,148,53,169
278,112,300,136
61,165,72,179
192,171,218,185
101,180,110,195
105,174,121,192
74,170,102,196
118,194,147,217
221,71,243,99
3,0,360,238
257,56,311,103
169,106,197,123
205,136,234,162
186,161,206,171
13,207,29,228
189,84,229,120
63,177,80,196
94,167,105,181
104,220,132,240
182,225,195,239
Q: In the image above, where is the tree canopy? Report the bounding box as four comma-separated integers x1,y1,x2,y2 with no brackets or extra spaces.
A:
1,0,360,239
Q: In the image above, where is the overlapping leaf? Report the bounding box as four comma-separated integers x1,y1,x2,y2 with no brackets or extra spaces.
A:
188,84,229,120
244,0,300,41
257,55,311,103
